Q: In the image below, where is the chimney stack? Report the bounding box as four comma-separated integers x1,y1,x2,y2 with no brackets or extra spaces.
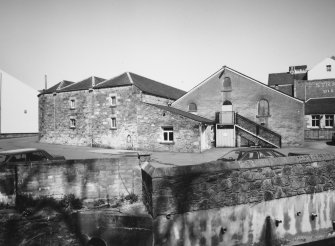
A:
44,74,48,90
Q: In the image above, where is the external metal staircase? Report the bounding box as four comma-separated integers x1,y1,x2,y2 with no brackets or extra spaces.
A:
234,113,281,148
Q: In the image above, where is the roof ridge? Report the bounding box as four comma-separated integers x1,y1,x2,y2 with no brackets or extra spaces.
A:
93,72,129,88
127,72,134,84
129,72,186,92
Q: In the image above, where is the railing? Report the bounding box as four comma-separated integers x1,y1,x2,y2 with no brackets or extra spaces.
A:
235,113,282,148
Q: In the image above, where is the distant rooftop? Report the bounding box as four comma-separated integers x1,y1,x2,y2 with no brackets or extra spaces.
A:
305,98,335,114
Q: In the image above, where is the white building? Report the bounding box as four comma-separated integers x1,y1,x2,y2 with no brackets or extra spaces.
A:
0,69,38,134
308,57,335,80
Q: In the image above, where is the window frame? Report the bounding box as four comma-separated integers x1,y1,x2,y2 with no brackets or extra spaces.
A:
326,65,332,72
70,118,76,128
110,117,117,129
188,103,197,112
161,126,174,143
257,99,270,117
311,115,320,128
325,115,334,128
110,95,117,107
69,99,76,109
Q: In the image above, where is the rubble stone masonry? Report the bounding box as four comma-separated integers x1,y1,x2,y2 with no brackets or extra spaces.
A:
141,153,335,245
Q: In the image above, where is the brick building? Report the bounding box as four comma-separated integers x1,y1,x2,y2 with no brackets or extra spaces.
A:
172,66,304,147
269,57,335,140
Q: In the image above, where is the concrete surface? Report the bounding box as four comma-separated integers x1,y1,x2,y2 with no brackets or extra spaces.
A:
1,137,335,167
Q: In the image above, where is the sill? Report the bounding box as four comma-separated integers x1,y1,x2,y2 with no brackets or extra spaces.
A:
110,105,117,108
160,141,175,145
70,108,75,110
70,127,76,129
110,127,117,130
256,115,271,118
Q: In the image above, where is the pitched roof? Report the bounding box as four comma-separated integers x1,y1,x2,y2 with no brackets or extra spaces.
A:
95,72,186,100
268,72,307,86
59,76,105,92
146,103,214,124
41,80,75,94
94,73,132,88
305,97,335,114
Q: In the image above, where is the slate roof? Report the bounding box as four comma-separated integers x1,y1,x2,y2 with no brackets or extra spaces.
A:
146,103,214,124
268,72,307,86
59,76,106,92
41,80,75,94
305,98,335,114
95,72,186,100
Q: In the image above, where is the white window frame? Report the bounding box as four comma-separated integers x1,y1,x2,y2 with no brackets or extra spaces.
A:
70,99,76,109
110,96,117,107
70,118,76,128
311,115,320,128
325,115,334,128
162,126,174,143
110,117,117,129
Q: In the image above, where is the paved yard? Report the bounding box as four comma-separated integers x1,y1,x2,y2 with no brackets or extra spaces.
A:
0,136,335,167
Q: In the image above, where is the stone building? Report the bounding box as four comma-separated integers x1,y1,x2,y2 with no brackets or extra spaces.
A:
39,72,216,152
39,67,305,152
172,66,305,147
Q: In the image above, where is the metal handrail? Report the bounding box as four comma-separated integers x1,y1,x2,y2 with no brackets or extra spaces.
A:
235,113,281,147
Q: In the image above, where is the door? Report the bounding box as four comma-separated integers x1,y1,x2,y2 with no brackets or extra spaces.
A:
216,124,235,147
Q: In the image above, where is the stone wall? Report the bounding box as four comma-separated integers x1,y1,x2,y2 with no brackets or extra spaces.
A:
141,153,335,245
137,103,203,152
294,79,335,100
0,156,141,205
172,68,305,146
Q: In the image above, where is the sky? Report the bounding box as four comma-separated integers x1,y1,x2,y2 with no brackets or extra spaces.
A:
0,0,334,91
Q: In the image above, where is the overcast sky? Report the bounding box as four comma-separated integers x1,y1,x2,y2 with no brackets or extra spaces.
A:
0,0,334,91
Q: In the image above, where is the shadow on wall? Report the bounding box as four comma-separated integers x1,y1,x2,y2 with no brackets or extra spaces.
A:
0,157,148,246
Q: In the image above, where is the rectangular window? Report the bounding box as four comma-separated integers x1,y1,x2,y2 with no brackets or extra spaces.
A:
110,117,117,129
327,65,332,72
325,115,334,128
111,96,117,106
311,115,320,128
70,118,76,128
111,107,116,115
70,99,75,109
162,126,174,142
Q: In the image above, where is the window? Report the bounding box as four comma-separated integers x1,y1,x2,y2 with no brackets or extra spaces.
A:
27,152,47,162
111,107,116,115
311,115,320,127
188,103,197,112
70,118,76,128
111,96,117,106
258,99,270,117
70,99,75,109
110,117,117,129
327,65,332,72
325,115,334,128
9,154,26,163
223,77,232,91
162,127,174,142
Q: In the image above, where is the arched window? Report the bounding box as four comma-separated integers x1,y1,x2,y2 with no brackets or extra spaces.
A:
258,99,270,117
188,103,197,112
223,100,232,105
223,77,232,91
